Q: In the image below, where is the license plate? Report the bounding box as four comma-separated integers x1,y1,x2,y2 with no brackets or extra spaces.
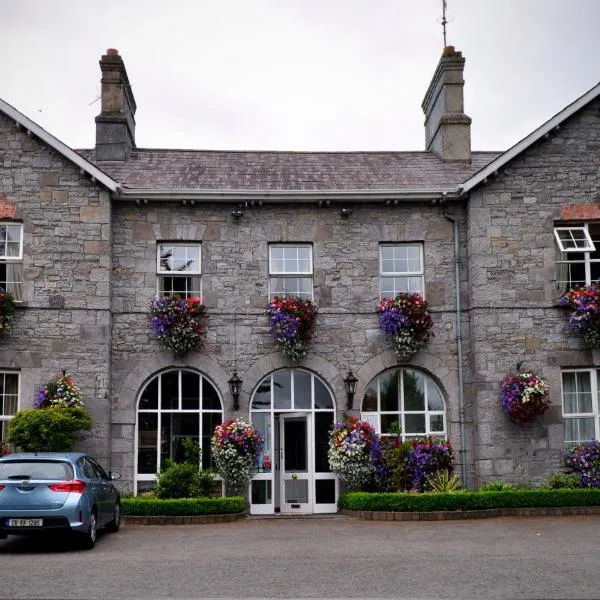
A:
7,518,43,527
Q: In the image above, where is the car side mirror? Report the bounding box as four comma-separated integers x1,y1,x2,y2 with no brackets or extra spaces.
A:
110,472,121,481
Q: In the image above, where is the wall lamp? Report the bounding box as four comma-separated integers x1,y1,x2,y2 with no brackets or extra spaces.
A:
228,372,242,411
231,209,243,221
340,207,352,218
343,370,358,410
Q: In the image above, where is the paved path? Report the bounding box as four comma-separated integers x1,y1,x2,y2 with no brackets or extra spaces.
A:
1,515,599,599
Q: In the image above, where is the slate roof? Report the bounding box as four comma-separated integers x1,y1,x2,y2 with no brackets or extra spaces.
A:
77,149,499,191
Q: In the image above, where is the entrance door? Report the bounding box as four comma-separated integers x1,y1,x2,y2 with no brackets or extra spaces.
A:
280,413,312,514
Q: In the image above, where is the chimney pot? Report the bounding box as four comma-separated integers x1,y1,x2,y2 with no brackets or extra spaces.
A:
106,48,119,56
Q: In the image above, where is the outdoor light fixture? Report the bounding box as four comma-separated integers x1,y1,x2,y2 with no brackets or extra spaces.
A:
228,371,242,411
344,370,358,410
340,207,352,218
231,209,243,221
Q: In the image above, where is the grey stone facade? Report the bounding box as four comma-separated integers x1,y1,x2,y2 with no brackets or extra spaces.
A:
1,47,599,497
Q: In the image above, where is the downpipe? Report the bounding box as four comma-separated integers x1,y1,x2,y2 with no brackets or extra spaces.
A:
444,213,468,488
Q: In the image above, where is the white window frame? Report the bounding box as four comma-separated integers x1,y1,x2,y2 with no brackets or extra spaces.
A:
554,227,595,252
268,244,313,300
561,368,600,444
555,223,600,290
156,242,202,298
0,371,20,448
361,368,446,440
0,223,24,302
379,243,424,299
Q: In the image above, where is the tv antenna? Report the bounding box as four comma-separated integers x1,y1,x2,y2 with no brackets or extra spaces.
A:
439,0,454,47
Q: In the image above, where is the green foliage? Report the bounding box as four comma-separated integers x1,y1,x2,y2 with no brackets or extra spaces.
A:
197,469,217,497
340,488,600,512
546,472,581,489
181,437,201,468
426,470,462,493
478,481,517,492
121,496,245,516
384,441,413,491
7,406,92,452
155,463,201,499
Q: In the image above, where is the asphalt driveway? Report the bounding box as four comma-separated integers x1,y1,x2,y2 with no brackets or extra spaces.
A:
0,514,598,599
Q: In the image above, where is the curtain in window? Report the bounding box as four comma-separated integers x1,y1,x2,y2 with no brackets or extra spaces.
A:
5,263,22,301
555,251,570,292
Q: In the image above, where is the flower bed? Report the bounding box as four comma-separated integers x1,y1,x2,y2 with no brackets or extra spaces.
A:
212,418,263,494
265,296,317,361
499,368,550,425
149,295,207,356
376,293,433,360
560,284,600,347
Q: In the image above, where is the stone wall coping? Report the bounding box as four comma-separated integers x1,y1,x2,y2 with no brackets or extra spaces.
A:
342,506,600,521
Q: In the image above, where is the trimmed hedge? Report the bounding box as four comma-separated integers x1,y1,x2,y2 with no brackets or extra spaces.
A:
122,496,245,516
340,489,600,512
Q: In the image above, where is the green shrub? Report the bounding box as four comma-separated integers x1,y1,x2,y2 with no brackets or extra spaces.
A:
155,462,201,499
340,488,600,512
121,496,245,516
546,472,580,489
197,469,217,497
384,441,413,491
7,406,92,452
478,481,517,492
426,470,462,493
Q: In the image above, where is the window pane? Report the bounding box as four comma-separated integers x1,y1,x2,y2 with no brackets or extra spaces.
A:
202,412,223,469
427,381,444,411
0,373,18,416
271,277,312,298
161,372,179,410
202,378,221,411
159,245,200,273
562,372,593,414
181,372,200,410
139,378,158,410
159,275,201,297
381,414,400,434
405,414,426,435
251,480,272,504
314,378,333,409
252,413,272,472
564,417,595,444
137,413,158,473
315,479,336,504
403,370,425,411
252,377,271,409
273,371,292,410
314,412,333,472
380,369,399,411
362,383,378,411
430,414,444,432
294,370,311,410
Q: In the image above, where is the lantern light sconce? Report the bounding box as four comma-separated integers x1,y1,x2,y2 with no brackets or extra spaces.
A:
231,209,243,221
228,372,242,411
343,370,358,410
340,207,352,218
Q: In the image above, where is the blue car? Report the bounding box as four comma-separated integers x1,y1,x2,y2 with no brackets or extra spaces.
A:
0,452,121,549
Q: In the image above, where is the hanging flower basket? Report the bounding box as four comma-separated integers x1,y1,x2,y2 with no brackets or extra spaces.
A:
328,415,388,490
211,418,264,495
265,296,317,361
149,295,208,356
34,371,85,409
376,293,433,361
559,284,600,347
0,287,16,334
499,367,550,426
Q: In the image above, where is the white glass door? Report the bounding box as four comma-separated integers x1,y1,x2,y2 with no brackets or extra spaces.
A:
249,412,274,515
280,413,312,514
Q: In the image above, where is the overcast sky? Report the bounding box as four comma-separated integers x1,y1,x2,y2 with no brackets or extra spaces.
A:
2,0,600,152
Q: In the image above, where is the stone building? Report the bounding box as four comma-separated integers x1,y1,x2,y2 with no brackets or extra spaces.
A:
1,46,599,514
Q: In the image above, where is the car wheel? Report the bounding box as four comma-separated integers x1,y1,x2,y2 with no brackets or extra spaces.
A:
78,511,97,550
105,502,120,533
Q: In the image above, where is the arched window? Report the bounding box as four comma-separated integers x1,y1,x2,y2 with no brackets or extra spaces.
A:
135,369,223,494
361,368,446,439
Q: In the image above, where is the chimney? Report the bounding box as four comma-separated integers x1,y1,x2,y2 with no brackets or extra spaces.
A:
95,49,136,161
421,46,471,162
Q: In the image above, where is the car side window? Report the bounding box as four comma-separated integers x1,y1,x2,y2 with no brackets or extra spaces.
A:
89,458,109,480
79,458,97,480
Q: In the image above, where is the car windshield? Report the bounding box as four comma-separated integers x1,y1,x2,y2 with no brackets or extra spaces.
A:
0,461,73,481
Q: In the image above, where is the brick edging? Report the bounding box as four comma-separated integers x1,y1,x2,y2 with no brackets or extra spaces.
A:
341,506,600,521
121,512,246,525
